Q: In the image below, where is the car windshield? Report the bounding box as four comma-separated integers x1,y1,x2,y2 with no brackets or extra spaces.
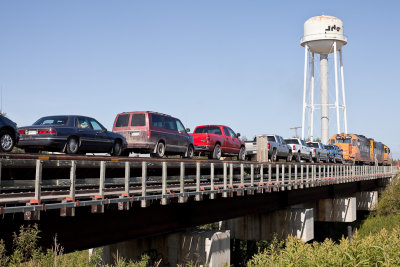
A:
285,139,299,144
307,143,319,148
194,126,222,135
34,116,68,126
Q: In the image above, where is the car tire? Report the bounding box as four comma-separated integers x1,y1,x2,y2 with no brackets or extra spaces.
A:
286,151,293,162
154,142,165,158
296,152,301,162
212,144,221,160
315,154,320,163
111,140,122,156
238,146,246,161
333,157,336,163
66,137,79,154
308,153,313,163
0,130,14,152
185,145,194,159
271,149,277,162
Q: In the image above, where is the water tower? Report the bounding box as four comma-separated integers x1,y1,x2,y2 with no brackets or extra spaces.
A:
300,15,348,144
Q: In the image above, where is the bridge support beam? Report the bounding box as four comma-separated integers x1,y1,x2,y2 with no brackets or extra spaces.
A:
221,207,314,242
356,191,378,211
316,196,356,222
99,230,230,267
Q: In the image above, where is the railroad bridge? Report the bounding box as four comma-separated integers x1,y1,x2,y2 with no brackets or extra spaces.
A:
0,153,397,266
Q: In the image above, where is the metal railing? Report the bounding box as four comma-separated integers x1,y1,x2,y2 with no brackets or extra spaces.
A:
0,158,396,219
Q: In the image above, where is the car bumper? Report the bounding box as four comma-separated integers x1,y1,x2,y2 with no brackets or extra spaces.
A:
17,136,67,149
194,145,211,151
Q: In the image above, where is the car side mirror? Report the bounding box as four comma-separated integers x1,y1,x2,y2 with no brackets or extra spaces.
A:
185,128,190,133
102,128,107,132
236,133,241,137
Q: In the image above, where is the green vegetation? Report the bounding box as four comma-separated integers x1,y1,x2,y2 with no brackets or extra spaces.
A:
0,224,149,267
248,174,400,266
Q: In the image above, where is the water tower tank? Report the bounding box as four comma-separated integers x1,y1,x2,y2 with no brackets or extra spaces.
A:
301,15,347,54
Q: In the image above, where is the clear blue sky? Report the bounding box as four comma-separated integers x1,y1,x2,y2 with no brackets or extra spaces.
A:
1,1,399,158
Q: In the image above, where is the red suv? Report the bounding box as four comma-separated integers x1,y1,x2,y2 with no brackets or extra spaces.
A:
112,111,194,158
190,125,245,160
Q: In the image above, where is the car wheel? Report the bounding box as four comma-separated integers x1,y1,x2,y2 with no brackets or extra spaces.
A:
212,144,221,160
185,145,194,159
296,152,301,162
66,137,79,154
315,154,320,163
111,140,122,156
238,146,246,161
286,151,292,162
271,149,277,162
0,130,14,152
155,142,165,158
333,157,336,163
308,153,312,163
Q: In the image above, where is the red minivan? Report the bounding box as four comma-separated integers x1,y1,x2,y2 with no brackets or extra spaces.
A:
112,111,194,158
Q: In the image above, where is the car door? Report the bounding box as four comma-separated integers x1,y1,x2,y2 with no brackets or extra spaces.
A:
175,119,190,152
228,127,241,154
88,117,114,152
222,126,234,153
163,116,180,152
76,117,94,150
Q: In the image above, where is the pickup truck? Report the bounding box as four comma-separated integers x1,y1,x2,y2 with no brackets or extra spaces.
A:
324,144,343,163
306,142,329,163
285,138,312,162
245,134,292,162
190,125,246,160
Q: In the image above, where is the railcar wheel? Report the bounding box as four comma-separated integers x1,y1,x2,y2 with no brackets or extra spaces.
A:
66,137,79,154
0,130,14,152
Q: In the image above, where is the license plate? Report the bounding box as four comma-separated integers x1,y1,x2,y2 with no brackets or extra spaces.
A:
131,132,140,137
26,130,38,135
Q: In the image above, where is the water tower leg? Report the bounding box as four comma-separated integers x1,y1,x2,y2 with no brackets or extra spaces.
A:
339,50,348,134
302,45,309,140
320,54,329,144
310,53,315,141
334,42,341,134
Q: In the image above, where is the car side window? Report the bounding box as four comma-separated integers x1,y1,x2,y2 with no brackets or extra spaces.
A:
228,128,237,138
151,114,164,128
164,117,177,131
301,140,306,146
223,127,230,137
176,120,186,133
89,119,104,131
76,117,91,129
352,139,357,146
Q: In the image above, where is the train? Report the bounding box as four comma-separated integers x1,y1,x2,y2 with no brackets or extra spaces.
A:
329,133,391,166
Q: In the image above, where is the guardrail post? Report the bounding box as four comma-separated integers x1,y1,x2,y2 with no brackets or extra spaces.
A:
312,165,316,187
294,164,298,189
306,165,309,188
161,162,168,205
61,160,76,216
210,163,216,200
288,164,292,190
300,164,304,188
237,163,245,196
195,162,202,201
141,161,149,207
275,164,279,191
25,160,42,220
179,162,187,203
281,164,285,191
118,161,131,211
318,165,321,184
250,164,254,187
92,161,105,214
223,163,228,198
260,164,264,184
268,164,272,184
229,163,233,186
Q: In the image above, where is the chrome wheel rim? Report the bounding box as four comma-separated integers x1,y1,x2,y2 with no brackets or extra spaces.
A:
1,134,12,151
158,143,165,157
216,146,221,159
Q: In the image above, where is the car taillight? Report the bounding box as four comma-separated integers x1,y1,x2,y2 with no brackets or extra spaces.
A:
206,135,210,142
293,145,295,150
314,149,316,153
38,129,56,134
19,129,25,135
267,143,271,149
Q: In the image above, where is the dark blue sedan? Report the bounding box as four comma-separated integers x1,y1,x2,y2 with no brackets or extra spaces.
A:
17,115,127,156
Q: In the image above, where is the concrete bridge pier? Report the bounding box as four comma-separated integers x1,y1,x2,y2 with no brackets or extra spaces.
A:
98,230,230,267
221,206,314,242
356,191,378,211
